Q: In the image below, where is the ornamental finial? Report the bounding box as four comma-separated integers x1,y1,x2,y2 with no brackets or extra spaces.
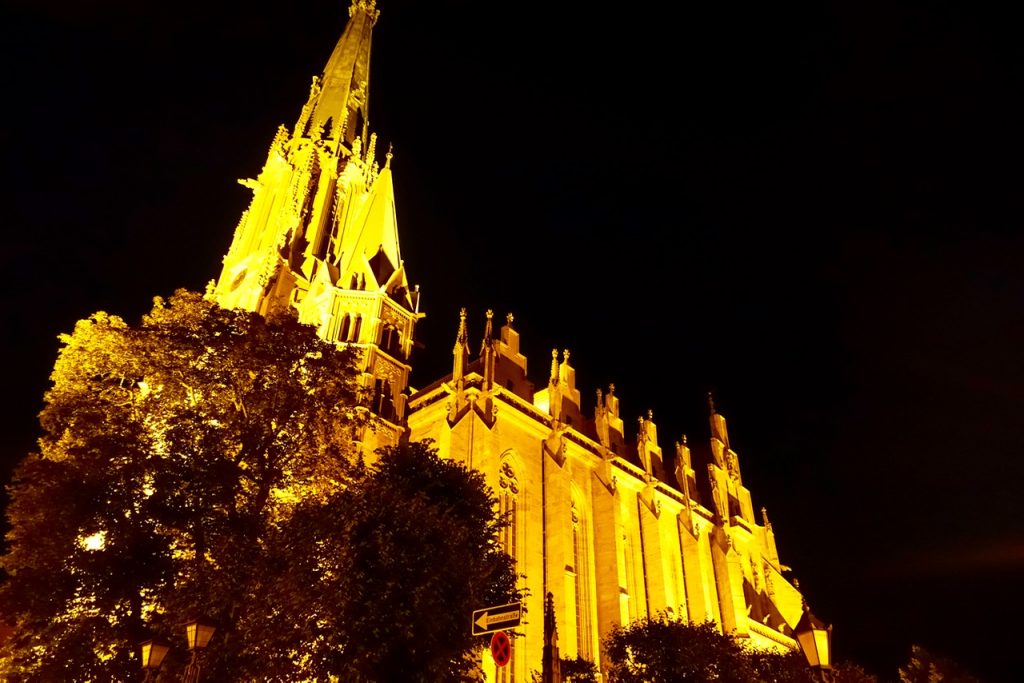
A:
456,307,468,343
482,309,494,351
350,0,380,21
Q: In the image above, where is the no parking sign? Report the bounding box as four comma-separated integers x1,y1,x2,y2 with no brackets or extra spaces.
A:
490,630,511,667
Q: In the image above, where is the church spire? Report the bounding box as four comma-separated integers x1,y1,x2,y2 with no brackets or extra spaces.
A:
212,1,421,441
296,0,379,148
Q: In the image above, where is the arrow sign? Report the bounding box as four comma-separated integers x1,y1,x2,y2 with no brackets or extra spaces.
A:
472,602,522,636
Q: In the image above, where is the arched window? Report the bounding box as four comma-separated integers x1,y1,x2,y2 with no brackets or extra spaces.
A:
338,314,351,343
351,315,363,342
499,461,519,564
380,324,401,357
622,526,639,622
570,497,593,661
372,378,394,420
498,458,520,683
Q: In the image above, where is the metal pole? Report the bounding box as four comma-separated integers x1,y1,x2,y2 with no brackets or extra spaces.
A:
182,649,201,683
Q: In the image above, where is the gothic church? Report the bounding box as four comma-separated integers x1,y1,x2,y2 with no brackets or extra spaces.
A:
213,2,810,679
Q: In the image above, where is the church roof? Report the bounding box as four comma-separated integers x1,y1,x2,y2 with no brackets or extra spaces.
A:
340,164,402,286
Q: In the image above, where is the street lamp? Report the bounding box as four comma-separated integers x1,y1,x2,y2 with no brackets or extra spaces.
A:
182,616,216,683
139,639,170,682
184,617,216,651
794,605,833,682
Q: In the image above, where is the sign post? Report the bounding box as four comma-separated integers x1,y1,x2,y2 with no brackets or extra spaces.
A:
471,602,522,636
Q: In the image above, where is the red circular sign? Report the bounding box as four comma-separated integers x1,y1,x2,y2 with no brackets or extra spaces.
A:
490,630,511,667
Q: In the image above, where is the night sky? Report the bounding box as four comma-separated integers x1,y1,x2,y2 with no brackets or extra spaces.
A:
3,1,1023,680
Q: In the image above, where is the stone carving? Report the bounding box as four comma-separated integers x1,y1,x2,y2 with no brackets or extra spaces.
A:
500,461,519,495
726,450,740,481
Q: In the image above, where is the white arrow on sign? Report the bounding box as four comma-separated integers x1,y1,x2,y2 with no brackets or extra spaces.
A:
475,608,520,631
471,602,523,635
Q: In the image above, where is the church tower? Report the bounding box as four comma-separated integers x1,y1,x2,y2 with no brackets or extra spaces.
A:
213,0,421,437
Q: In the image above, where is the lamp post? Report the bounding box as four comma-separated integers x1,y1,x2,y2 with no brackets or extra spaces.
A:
794,605,833,683
139,639,170,682
181,616,217,683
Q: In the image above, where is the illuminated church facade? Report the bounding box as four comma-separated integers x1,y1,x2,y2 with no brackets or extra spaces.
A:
212,2,809,679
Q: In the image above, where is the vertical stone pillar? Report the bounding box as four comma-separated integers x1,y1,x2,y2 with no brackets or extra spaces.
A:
638,496,668,615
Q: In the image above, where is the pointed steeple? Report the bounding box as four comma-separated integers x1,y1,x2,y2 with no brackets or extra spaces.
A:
213,1,422,439
546,349,562,421
298,0,379,147
452,308,470,383
480,308,495,356
480,309,496,389
637,409,662,479
675,434,697,508
709,391,730,453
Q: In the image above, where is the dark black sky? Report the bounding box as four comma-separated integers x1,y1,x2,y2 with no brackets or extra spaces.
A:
3,1,1023,680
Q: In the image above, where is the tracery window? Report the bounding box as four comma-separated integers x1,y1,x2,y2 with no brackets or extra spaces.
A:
380,323,402,357
338,314,351,343
498,461,519,566
622,527,639,622
498,459,519,682
372,378,394,420
571,498,593,660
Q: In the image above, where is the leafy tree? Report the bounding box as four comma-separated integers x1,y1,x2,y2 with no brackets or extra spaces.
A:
271,440,522,682
0,290,362,681
603,617,884,683
899,645,982,683
560,655,599,682
832,660,879,683
746,649,817,683
745,651,882,683
604,616,753,683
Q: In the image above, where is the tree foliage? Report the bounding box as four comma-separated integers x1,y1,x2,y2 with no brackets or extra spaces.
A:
899,645,982,683
832,660,879,683
271,440,522,682
0,291,520,681
604,617,753,683
560,655,600,683
0,290,363,680
745,649,817,683
603,616,877,683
